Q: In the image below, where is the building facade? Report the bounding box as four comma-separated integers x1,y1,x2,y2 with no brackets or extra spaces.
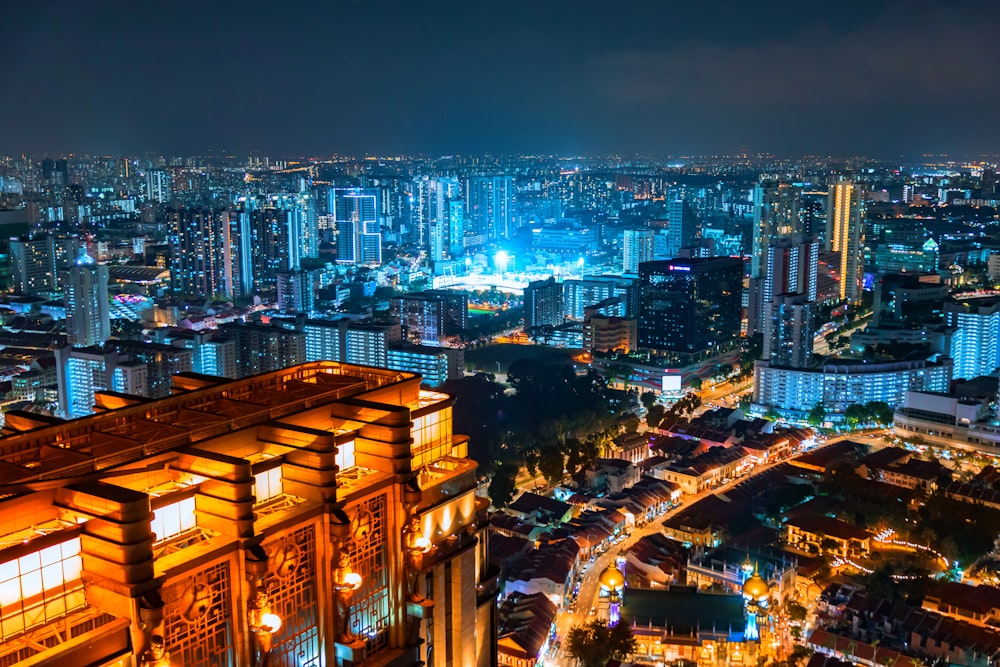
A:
0,362,498,667
637,258,743,359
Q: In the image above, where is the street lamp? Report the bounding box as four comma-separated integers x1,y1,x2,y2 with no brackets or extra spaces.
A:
333,552,364,644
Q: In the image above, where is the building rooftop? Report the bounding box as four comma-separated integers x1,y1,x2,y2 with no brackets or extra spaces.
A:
620,586,745,638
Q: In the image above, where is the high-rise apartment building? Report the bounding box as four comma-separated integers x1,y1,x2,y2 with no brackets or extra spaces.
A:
466,175,513,242
0,362,497,667
332,188,382,265
523,277,563,332
169,205,240,298
751,182,804,277
945,298,1000,380
65,249,110,347
10,235,56,294
623,229,655,274
752,236,819,343
766,293,814,368
277,269,319,314
827,181,866,302
666,198,693,257
55,345,148,418
220,321,307,378
637,258,743,358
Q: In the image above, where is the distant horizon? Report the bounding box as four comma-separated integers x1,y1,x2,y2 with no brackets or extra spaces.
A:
4,150,1000,164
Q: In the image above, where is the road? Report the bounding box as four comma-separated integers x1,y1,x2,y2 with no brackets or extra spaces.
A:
542,437,842,666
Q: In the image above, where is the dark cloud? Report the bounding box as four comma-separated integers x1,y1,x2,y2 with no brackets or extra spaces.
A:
1,1,998,156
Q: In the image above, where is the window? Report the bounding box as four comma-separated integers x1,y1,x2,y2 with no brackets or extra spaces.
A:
0,538,85,640
254,467,283,504
151,496,197,542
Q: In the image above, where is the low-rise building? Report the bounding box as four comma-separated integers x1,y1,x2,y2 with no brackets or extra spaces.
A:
497,592,558,667
785,514,872,559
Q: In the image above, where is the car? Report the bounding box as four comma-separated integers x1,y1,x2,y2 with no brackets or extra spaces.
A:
589,606,597,615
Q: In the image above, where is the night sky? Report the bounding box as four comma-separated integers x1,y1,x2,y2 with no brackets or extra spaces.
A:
3,0,999,157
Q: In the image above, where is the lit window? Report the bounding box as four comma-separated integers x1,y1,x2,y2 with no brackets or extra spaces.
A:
254,467,283,504
151,496,196,542
0,537,85,640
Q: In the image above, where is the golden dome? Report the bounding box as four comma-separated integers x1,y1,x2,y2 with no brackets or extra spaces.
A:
742,573,769,601
599,563,626,591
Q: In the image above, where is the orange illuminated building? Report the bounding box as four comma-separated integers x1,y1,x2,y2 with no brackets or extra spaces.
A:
0,362,497,667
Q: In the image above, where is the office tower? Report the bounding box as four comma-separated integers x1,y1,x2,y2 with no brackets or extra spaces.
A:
169,205,241,298
767,293,814,368
466,175,514,242
10,235,58,294
945,298,1000,380
523,277,563,332
827,180,866,302
637,258,743,357
0,362,497,667
55,346,147,418
65,249,110,347
219,321,306,377
666,198,693,257
277,269,319,314
623,229,655,273
332,187,382,265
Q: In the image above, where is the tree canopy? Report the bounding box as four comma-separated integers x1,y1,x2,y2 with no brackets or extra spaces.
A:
564,619,638,667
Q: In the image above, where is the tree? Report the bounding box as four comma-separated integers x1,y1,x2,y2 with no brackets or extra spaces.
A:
487,467,515,508
646,404,666,429
564,619,638,667
641,392,658,410
807,402,827,427
844,403,868,428
538,446,565,488
621,414,640,434
689,376,703,391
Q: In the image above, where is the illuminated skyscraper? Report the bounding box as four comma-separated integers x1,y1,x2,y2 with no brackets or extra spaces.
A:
169,205,241,298
826,180,866,302
65,248,110,347
465,175,513,242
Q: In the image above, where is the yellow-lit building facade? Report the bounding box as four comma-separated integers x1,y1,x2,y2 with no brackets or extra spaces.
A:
0,362,497,667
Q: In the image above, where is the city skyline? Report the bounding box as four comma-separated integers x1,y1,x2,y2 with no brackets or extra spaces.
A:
3,1,1000,158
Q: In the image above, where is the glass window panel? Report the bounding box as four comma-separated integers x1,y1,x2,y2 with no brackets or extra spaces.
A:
63,556,82,583
17,552,40,573
22,603,44,629
40,544,62,567
44,596,66,620
19,571,42,600
41,563,63,591
161,506,181,539
61,539,81,558
180,497,196,531
65,589,85,611
0,578,21,607
2,614,24,639
0,560,17,584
